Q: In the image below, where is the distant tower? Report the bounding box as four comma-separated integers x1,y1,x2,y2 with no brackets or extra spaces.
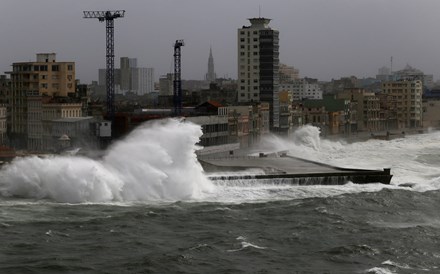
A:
238,17,280,130
205,47,216,83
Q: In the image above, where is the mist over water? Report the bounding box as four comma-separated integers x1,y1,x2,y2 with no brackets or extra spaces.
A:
0,122,439,204
0,119,214,203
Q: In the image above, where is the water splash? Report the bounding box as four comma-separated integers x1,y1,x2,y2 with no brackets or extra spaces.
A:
259,125,440,190
1,121,440,204
0,119,214,203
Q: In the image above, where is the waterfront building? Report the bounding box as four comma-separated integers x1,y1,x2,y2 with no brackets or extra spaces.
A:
381,80,423,128
301,95,350,136
278,90,292,134
337,89,380,132
238,17,280,130
7,53,76,149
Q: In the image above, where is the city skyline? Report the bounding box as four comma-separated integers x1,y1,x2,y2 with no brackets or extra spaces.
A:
1,0,440,83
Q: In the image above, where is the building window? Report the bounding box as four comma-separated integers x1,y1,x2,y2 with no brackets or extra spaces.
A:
52,65,59,71
67,65,73,71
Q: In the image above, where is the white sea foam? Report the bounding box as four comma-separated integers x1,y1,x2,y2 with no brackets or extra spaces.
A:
227,236,267,252
365,267,396,274
0,119,214,203
258,126,440,190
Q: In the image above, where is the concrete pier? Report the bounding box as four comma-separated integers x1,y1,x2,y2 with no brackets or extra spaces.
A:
200,153,392,185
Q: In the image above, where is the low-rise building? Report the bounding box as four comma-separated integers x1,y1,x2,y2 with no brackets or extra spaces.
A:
337,89,380,132
280,78,323,101
381,80,423,128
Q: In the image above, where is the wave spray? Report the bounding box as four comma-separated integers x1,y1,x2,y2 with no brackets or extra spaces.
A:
0,119,214,203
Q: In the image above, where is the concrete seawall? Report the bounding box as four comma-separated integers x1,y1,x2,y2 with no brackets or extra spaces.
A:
200,153,392,185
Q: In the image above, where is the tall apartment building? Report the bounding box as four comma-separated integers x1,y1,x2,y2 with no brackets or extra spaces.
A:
381,80,423,128
7,53,75,148
238,18,280,130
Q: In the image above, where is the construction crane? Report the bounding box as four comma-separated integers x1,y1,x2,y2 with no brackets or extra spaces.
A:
173,40,184,116
83,10,125,123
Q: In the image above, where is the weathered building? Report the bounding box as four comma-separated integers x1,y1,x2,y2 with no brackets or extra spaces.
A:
7,53,76,149
381,80,423,128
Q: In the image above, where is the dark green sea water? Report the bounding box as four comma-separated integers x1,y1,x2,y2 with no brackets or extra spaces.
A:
2,122,440,273
1,189,440,273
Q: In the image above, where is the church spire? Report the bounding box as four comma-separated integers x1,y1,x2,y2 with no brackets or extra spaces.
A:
205,46,216,83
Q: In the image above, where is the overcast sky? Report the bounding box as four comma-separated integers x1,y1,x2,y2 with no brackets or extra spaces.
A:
1,0,440,83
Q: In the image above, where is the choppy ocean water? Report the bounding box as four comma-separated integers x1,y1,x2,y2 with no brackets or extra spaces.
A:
1,120,440,273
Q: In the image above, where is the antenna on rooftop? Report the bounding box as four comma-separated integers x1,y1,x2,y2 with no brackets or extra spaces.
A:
259,5,262,18
390,56,393,74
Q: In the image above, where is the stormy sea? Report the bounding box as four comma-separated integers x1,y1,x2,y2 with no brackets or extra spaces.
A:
1,119,440,274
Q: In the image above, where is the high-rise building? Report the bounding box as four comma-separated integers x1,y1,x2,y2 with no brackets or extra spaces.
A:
238,18,280,129
205,47,216,83
7,53,76,148
100,57,154,95
131,67,154,95
120,57,137,91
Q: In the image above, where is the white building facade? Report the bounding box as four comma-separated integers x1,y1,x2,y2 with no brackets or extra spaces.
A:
279,79,323,101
